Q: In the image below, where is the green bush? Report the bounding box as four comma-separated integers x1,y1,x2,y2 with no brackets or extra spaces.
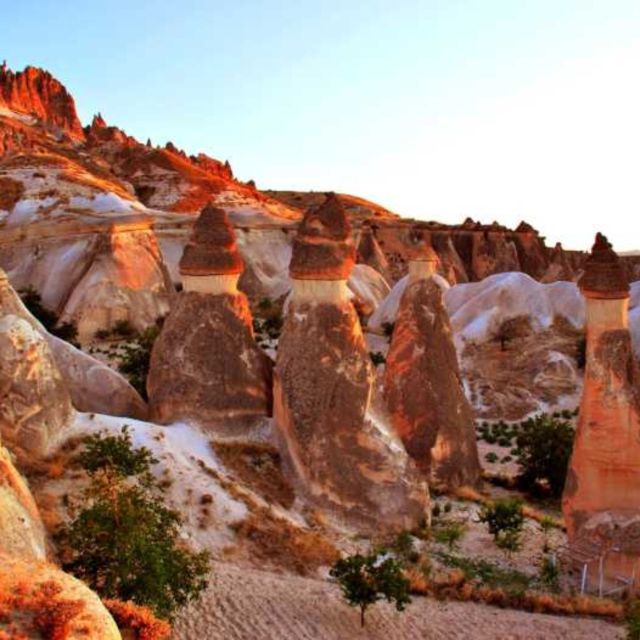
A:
369,351,386,366
515,413,575,498
58,427,210,620
330,551,411,627
478,498,524,554
626,600,640,640
484,452,498,464
538,555,559,592
117,325,161,400
433,523,466,550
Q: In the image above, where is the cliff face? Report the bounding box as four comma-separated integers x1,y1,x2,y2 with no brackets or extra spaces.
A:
0,64,84,140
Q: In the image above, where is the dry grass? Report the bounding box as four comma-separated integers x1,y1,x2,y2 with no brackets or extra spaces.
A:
232,508,340,575
405,568,623,621
0,176,24,210
212,442,294,508
104,599,171,640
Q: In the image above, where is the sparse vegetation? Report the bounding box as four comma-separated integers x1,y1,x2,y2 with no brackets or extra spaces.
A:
515,413,574,498
253,297,284,345
433,523,466,550
478,498,524,555
19,286,79,345
369,351,386,366
116,324,161,400
58,426,210,620
626,600,640,639
382,321,395,338
330,551,411,627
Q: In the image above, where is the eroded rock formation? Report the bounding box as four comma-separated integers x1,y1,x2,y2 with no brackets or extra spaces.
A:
384,239,481,488
562,233,640,590
356,224,390,280
0,314,73,456
0,268,147,418
274,194,429,531
148,204,272,428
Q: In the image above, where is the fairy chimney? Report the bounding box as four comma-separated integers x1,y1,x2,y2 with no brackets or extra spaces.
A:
562,233,640,592
147,204,272,429
384,234,481,489
274,194,429,531
356,225,390,280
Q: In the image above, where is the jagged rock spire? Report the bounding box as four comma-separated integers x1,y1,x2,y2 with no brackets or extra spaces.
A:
406,228,439,263
578,233,629,298
179,203,244,277
289,193,355,280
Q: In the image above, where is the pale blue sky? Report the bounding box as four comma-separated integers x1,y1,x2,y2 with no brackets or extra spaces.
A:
3,0,640,250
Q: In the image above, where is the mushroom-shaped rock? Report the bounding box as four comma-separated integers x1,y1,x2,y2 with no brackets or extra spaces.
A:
384,272,481,489
148,204,272,429
0,444,46,560
0,553,122,639
0,315,74,456
289,193,355,281
274,195,429,531
562,233,640,593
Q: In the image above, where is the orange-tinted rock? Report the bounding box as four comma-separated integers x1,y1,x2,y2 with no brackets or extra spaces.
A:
0,65,84,140
273,300,429,531
179,204,244,276
384,278,481,488
147,292,272,427
356,225,390,279
289,193,355,280
562,233,640,592
541,242,575,283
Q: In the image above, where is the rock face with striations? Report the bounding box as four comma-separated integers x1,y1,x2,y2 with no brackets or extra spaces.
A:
384,238,481,488
274,194,429,531
148,204,272,428
356,224,390,280
0,314,74,456
562,233,640,592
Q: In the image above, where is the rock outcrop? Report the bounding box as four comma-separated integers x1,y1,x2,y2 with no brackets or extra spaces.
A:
0,444,46,560
541,242,575,283
0,64,85,140
148,204,272,428
0,268,147,419
0,552,122,639
0,314,73,456
562,233,640,592
356,225,390,280
384,239,481,488
274,194,429,531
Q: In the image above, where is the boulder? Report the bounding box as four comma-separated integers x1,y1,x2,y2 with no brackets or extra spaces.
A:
0,315,73,455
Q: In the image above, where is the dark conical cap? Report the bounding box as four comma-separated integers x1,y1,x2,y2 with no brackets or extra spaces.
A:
289,193,355,280
578,233,629,299
179,203,244,276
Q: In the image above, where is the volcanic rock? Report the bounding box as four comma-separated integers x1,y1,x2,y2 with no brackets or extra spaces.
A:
0,269,147,418
148,205,272,428
562,233,640,591
356,225,390,279
0,552,122,639
541,242,575,283
0,314,73,456
384,274,481,488
274,195,429,531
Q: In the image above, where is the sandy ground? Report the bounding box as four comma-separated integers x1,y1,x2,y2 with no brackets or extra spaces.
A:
172,563,623,640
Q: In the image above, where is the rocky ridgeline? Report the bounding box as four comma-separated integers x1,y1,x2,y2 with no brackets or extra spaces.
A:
273,194,429,531
147,204,272,428
563,233,640,590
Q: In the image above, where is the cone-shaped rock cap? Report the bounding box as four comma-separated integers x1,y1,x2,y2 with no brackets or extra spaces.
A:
179,203,244,276
289,193,355,280
578,233,629,299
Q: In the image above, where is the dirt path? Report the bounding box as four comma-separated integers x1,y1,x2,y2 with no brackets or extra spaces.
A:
173,563,623,640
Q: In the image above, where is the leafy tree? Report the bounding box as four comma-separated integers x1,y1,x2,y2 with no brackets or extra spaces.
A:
515,413,575,497
330,551,411,627
19,286,79,345
478,498,524,555
58,426,210,620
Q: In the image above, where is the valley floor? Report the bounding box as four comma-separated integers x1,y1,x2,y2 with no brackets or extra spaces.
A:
173,563,623,640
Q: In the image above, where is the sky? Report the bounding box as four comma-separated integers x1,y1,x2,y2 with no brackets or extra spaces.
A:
2,0,640,250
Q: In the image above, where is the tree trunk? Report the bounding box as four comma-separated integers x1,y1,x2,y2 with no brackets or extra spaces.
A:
360,605,366,628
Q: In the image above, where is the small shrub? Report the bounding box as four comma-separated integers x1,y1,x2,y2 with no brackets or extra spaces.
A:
478,499,524,554
382,321,395,338
113,319,135,338
484,452,498,464
330,551,411,627
117,326,161,400
626,600,640,640
94,328,111,341
538,555,559,592
369,351,386,366
391,531,420,564
433,523,466,550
